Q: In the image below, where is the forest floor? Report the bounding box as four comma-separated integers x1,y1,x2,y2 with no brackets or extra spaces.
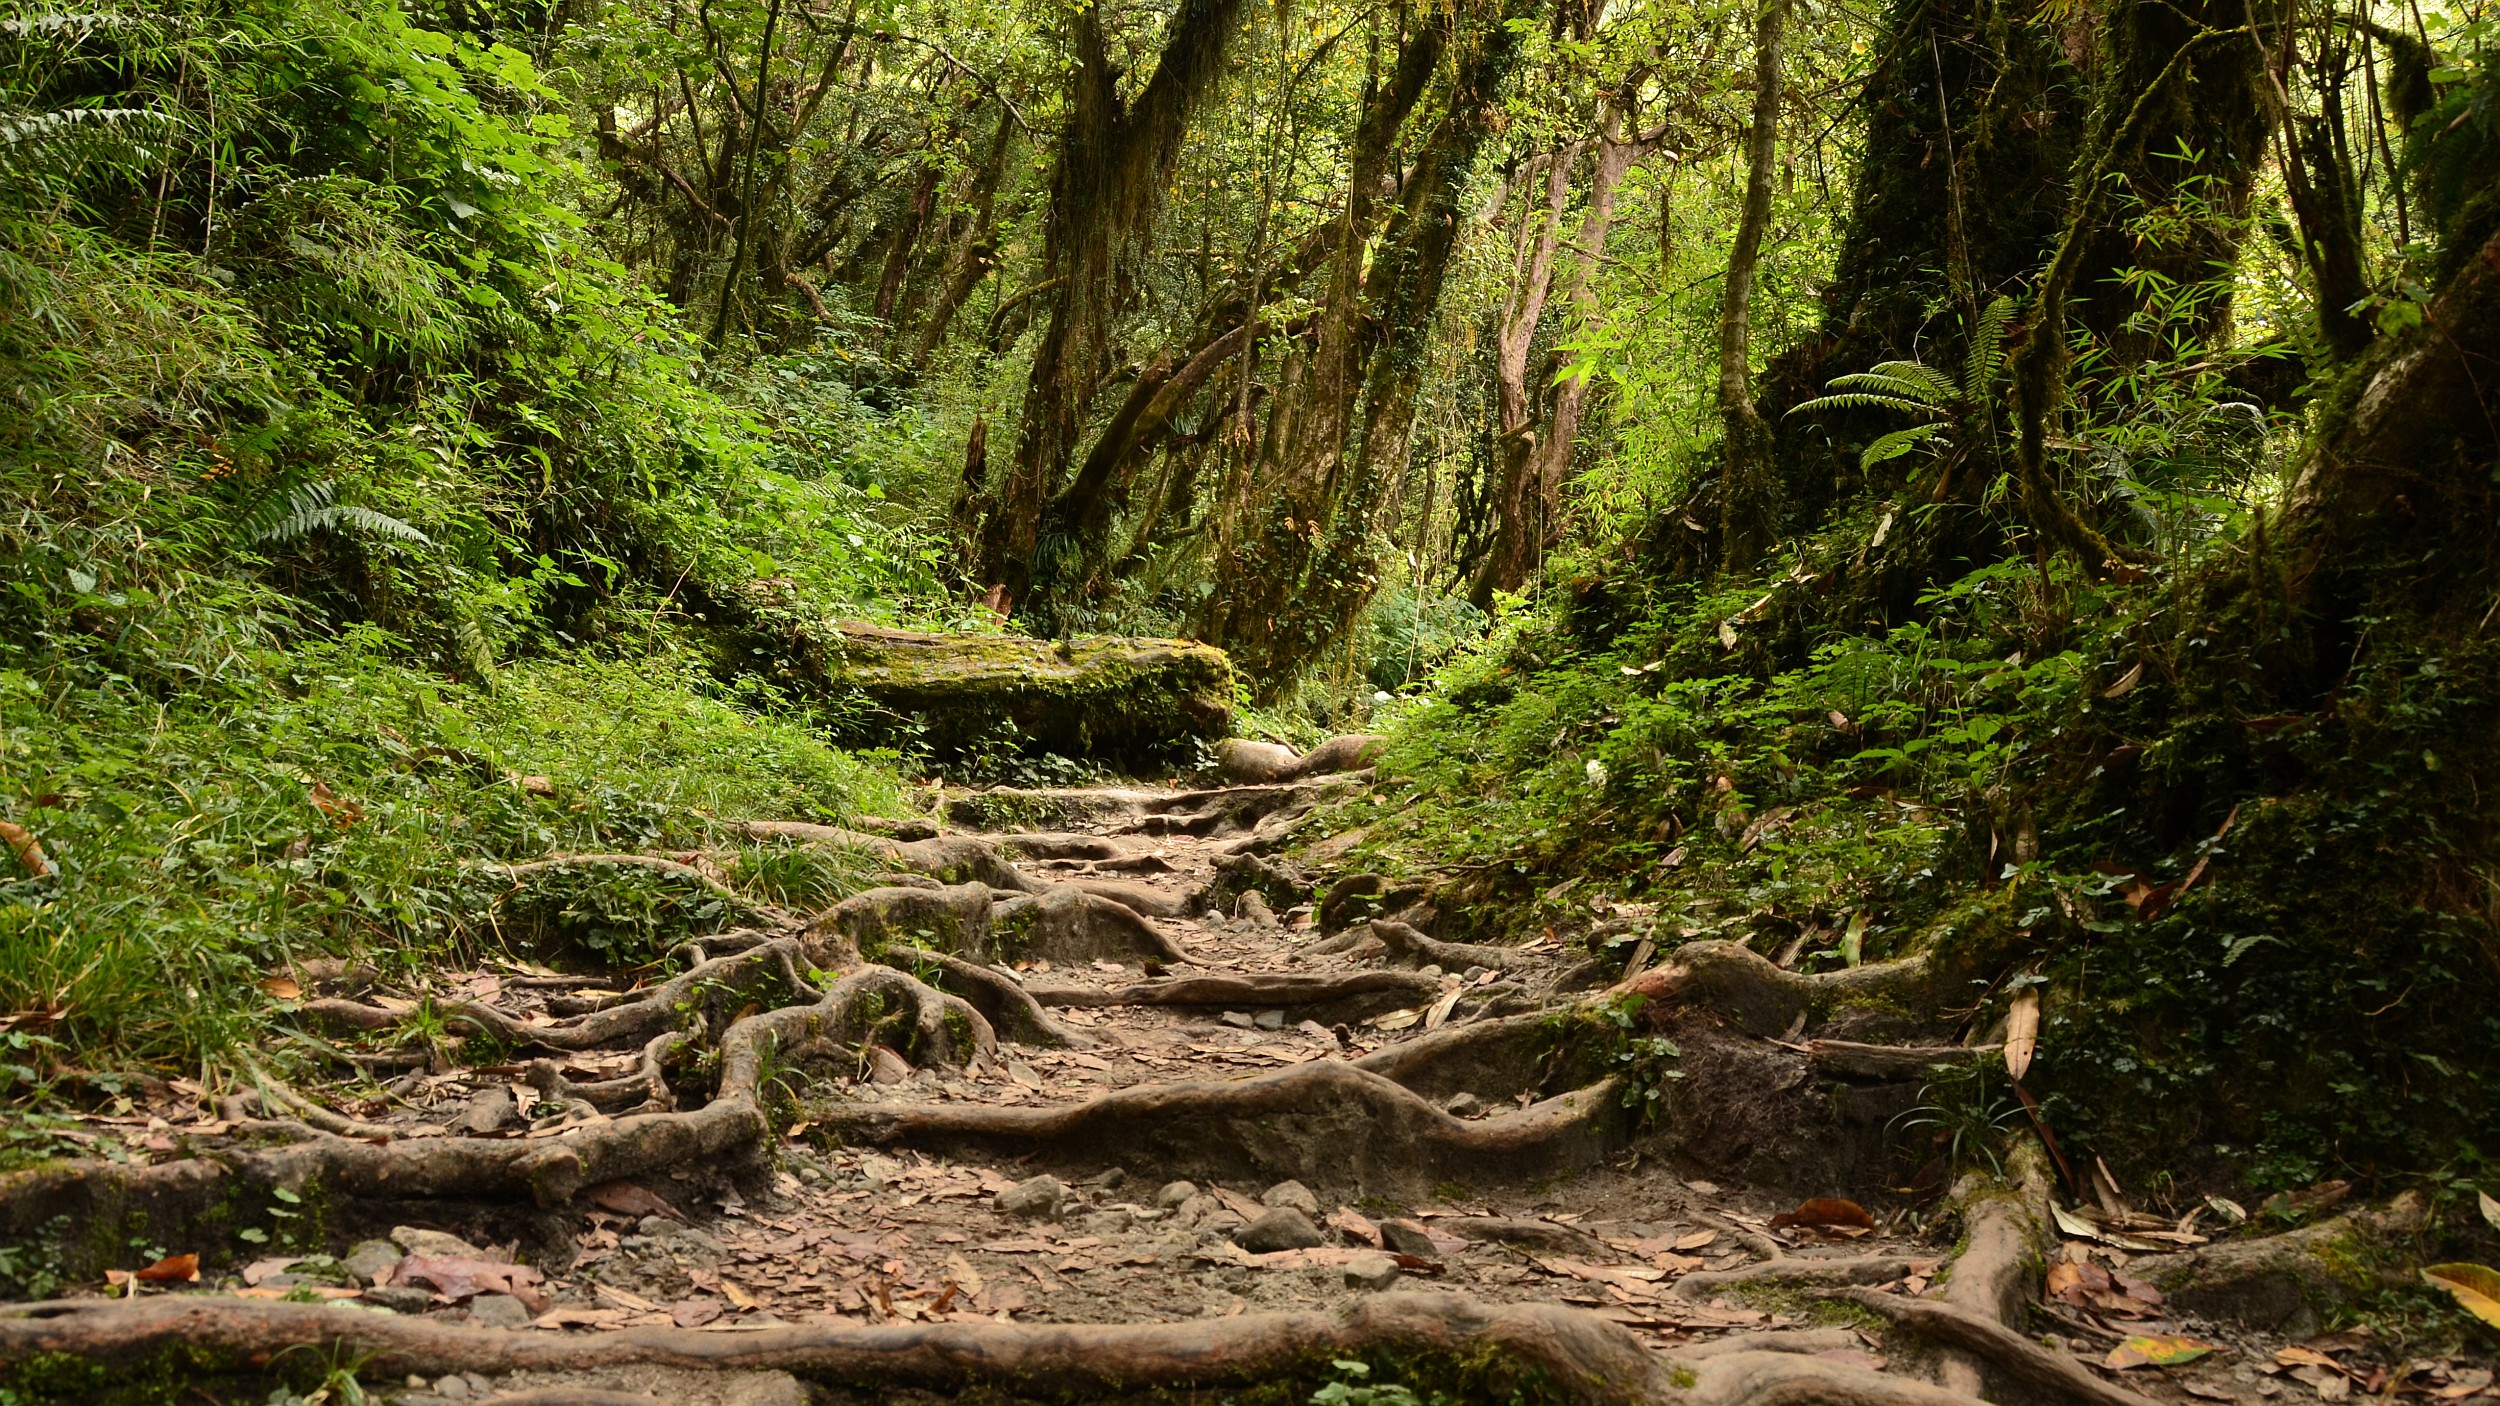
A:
1,768,2488,1406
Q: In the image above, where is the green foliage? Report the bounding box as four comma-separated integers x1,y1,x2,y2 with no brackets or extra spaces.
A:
1311,1360,1444,1406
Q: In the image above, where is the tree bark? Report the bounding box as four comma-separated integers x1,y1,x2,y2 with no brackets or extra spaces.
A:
975,0,1256,613
1716,0,1788,576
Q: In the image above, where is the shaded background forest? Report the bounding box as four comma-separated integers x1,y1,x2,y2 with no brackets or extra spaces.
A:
4,0,2499,1205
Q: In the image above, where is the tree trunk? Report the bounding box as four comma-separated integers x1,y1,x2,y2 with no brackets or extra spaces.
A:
1202,0,1545,698
1715,0,1788,576
974,0,1255,613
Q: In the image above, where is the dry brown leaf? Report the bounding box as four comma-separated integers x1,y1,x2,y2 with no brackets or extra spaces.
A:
134,1253,199,1283
0,819,51,878
2004,989,2040,1082
1769,1197,1875,1232
586,1180,685,1222
259,975,302,1000
670,1298,723,1327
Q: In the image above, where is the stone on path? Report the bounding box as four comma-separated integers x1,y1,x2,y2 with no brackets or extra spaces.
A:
1235,1207,1325,1253
1343,1253,1402,1290
1261,1180,1320,1216
996,1174,1066,1219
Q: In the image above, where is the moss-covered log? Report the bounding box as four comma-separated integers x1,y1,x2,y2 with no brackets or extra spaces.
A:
690,578,1234,759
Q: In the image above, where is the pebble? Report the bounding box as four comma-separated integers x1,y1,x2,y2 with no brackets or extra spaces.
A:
1343,1252,1402,1291
391,1226,484,1260
363,1284,436,1313
1156,1180,1200,1209
996,1174,1066,1218
867,1046,914,1085
1379,1219,1438,1258
465,1293,532,1329
454,1085,516,1135
1253,1010,1285,1030
1261,1180,1321,1216
1235,1207,1325,1253
1219,1011,1256,1030
1444,1092,1485,1119
342,1239,403,1285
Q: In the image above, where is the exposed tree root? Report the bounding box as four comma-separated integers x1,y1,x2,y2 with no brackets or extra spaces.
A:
993,832,1131,861
1621,933,2024,1037
876,945,1095,1048
1671,1253,1913,1301
1803,1042,1999,1080
0,1291,2003,1406
1065,875,1203,917
810,880,1190,966
822,1058,1630,1199
734,821,1042,892
1837,1290,2154,1406
1369,919,1544,973
2129,1190,2427,1335
1020,969,1441,1021
432,940,819,1055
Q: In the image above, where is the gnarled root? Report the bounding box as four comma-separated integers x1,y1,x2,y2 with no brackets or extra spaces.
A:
876,945,1093,1048
824,1059,1630,1201
1672,1253,1915,1301
1369,919,1543,974
1022,969,1441,1023
2127,1191,2428,1336
990,883,1192,964
0,1291,2028,1406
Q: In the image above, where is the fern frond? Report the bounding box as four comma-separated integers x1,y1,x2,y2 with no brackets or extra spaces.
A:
1860,360,1958,404
1816,372,1944,403
1789,392,1948,419
0,107,173,196
1860,421,1947,471
245,480,432,548
1962,296,2016,405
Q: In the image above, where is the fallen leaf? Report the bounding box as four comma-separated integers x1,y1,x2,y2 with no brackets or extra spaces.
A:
307,780,364,827
586,1180,685,1222
2106,1335,2221,1369
2480,1190,2500,1233
2004,989,2040,1082
2103,663,2145,699
721,1278,760,1311
671,1299,724,1327
134,1254,199,1283
397,1255,546,1309
1770,1197,1875,1232
2421,1264,2500,1330
259,974,303,1001
240,1256,301,1286
1671,1230,1719,1251
1327,1208,1382,1248
593,1283,660,1312
532,1306,627,1330
0,819,51,877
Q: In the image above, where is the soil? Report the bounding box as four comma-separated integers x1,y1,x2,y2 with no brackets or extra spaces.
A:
0,770,2488,1406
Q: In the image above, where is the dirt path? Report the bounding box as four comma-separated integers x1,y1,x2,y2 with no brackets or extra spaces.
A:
0,773,2474,1406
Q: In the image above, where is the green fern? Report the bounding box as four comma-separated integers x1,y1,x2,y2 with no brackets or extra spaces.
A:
244,480,432,549
0,106,173,203
1787,297,2017,471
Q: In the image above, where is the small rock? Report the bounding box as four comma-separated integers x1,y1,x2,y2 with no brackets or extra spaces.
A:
1253,1009,1286,1030
1235,1207,1325,1253
1157,1180,1200,1209
1237,892,1278,928
796,1165,825,1183
639,1214,681,1238
1215,738,1300,785
1418,964,1444,979
454,1085,517,1135
1077,1209,1134,1236
363,1284,436,1313
1262,1180,1321,1216
1464,966,1488,981
1343,1253,1402,1291
1219,1011,1256,1030
465,1293,532,1329
343,1239,403,1285
435,1375,473,1401
391,1226,484,1260
1295,1020,1335,1040
1444,1092,1485,1119
996,1174,1066,1218
867,1046,913,1085
1379,1219,1439,1258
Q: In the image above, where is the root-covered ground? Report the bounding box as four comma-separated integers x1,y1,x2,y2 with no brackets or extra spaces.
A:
0,765,2483,1406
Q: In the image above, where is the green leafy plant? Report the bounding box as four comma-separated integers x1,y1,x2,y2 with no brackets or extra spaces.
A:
1789,295,2014,470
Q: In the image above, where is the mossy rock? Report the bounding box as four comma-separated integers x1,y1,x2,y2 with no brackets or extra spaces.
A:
820,623,1232,759
696,577,1234,762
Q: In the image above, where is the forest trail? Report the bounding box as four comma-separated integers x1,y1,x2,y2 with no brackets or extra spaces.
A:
1,763,2440,1406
